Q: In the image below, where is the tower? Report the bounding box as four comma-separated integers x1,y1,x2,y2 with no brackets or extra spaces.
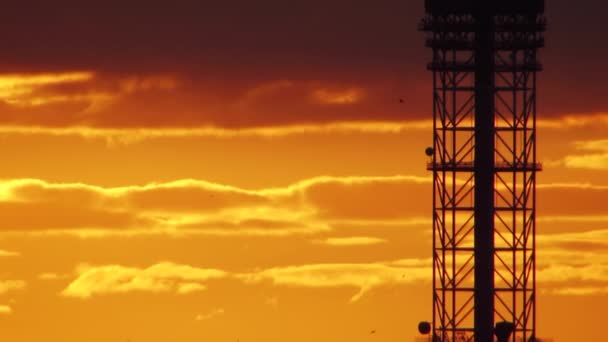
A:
419,1,545,341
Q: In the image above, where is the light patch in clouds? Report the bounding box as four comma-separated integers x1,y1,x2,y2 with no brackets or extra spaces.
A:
537,182,608,190
0,72,108,108
538,215,608,224
177,282,207,294
0,280,26,294
0,71,180,115
539,228,608,246
311,87,365,105
195,308,225,321
564,154,608,170
313,236,387,247
553,139,608,170
545,286,608,296
38,273,69,281
0,72,93,99
538,113,608,129
0,249,19,257
0,305,12,315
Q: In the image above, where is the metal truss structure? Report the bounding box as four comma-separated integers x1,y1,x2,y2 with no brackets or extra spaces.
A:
420,1,546,341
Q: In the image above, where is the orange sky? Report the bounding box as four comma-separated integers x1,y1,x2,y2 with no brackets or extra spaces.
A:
0,2,606,342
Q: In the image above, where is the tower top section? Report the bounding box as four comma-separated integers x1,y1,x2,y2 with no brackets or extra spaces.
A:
420,0,546,36
424,0,544,15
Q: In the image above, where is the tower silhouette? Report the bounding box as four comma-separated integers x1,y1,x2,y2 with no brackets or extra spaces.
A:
420,0,546,341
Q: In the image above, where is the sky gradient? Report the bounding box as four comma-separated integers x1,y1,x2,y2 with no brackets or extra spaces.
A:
0,1,606,341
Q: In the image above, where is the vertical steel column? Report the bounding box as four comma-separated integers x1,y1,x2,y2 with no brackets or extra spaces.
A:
473,4,495,342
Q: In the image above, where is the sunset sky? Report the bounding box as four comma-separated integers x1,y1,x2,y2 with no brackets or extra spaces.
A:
0,1,606,341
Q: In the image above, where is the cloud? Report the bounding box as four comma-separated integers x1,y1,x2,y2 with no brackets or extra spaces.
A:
311,87,365,105
0,71,182,127
0,178,275,233
0,305,12,315
0,175,605,239
0,249,19,257
276,175,431,220
548,139,608,170
0,70,415,129
61,258,431,302
195,308,225,321
0,280,26,294
537,183,608,215
0,2,438,127
538,112,608,129
0,72,93,103
0,201,145,231
59,226,608,301
564,154,608,170
177,283,207,294
534,231,608,295
0,1,605,132
545,286,608,296
241,259,430,302
38,273,69,281
0,110,606,142
0,176,431,236
61,262,227,299
0,120,430,144
313,236,387,247
539,228,608,248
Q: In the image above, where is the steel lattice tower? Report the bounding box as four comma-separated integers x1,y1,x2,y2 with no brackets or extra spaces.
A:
419,1,545,341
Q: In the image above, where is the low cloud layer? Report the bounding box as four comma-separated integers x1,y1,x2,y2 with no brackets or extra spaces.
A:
0,176,430,236
62,258,430,302
0,176,606,238
59,230,608,301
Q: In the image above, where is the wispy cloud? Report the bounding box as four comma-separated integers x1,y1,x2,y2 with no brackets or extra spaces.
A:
240,259,430,302
62,259,431,302
535,231,608,295
0,120,432,144
0,176,605,239
62,262,227,299
195,308,225,321
545,286,608,296
311,87,365,105
0,305,12,315
0,72,93,104
0,280,26,295
313,236,387,247
59,228,608,301
38,273,69,281
0,176,429,237
538,113,608,129
548,139,608,170
0,249,19,257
